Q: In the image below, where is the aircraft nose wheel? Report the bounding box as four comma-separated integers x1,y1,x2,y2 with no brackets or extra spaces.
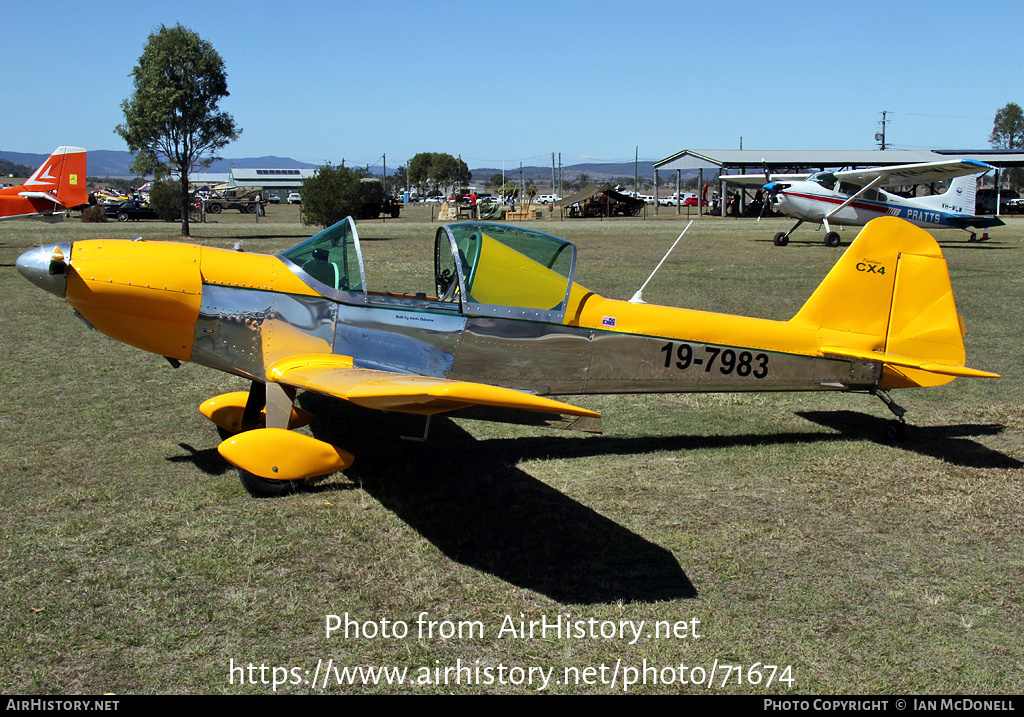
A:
773,232,789,246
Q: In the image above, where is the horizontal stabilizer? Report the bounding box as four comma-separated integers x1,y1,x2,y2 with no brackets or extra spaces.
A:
17,191,61,204
945,215,1005,229
820,346,999,379
266,353,601,418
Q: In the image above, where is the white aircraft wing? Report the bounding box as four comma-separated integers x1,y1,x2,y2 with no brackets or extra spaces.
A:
835,159,993,187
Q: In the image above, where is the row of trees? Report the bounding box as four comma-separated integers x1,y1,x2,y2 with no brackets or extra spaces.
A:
406,152,470,197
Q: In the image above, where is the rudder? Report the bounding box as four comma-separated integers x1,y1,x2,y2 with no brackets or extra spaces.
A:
790,217,969,388
52,146,88,209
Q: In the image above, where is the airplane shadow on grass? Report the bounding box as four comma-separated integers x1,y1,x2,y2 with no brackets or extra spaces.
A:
297,395,697,605
170,399,1018,605
796,410,1022,469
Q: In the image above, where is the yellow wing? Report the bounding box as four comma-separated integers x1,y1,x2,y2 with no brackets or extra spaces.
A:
265,353,601,418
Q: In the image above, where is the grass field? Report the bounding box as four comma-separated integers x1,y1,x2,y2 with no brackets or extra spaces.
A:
1,208,1022,694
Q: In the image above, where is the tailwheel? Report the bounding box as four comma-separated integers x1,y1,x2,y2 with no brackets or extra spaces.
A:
773,232,789,246
875,389,909,442
884,419,907,442
239,469,305,498
824,231,842,247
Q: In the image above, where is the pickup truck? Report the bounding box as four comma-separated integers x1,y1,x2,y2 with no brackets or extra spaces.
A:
204,193,267,214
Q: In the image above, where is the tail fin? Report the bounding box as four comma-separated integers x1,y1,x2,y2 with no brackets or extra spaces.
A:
916,173,979,216
22,146,88,209
790,217,997,388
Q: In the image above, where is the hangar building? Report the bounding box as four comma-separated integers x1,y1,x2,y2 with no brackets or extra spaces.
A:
653,149,1024,216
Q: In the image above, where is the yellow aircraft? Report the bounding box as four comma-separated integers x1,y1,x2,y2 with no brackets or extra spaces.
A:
16,216,997,496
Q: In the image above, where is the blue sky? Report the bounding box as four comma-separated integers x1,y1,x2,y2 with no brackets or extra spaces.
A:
3,0,1017,169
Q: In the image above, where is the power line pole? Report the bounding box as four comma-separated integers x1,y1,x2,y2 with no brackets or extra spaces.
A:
876,111,891,150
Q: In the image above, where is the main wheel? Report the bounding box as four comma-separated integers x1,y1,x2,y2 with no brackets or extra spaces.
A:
117,212,129,222
208,203,222,214
239,469,304,498
245,204,257,214
824,231,841,247
773,232,789,246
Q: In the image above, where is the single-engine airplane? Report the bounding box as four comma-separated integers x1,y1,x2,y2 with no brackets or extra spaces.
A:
1,147,88,222
721,159,1002,246
17,216,998,496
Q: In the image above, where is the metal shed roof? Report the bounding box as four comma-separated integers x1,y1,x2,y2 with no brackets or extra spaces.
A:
229,168,317,186
654,149,1024,173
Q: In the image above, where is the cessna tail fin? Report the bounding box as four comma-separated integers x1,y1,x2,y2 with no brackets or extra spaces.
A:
790,217,996,388
914,173,979,216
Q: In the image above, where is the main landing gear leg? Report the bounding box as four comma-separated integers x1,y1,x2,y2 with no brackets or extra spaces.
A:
239,380,266,433
872,388,908,441
234,380,306,497
773,219,803,246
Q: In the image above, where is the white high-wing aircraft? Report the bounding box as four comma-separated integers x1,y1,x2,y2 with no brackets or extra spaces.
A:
721,159,1003,246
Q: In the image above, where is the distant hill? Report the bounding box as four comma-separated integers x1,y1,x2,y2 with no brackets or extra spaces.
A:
471,161,660,183
469,161,702,187
0,149,321,179
0,149,691,185
0,157,34,178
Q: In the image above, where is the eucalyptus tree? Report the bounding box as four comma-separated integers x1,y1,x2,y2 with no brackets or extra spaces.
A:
117,24,240,236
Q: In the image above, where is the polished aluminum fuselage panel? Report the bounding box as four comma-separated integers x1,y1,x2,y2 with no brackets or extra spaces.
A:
192,285,336,379
191,280,876,396
334,302,464,377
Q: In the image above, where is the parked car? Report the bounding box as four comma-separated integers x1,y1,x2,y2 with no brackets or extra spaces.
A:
976,188,1020,214
535,194,561,204
287,192,302,205
1005,197,1024,214
104,200,159,222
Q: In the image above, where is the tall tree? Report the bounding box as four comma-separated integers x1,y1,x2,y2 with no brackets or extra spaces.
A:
990,103,1024,149
116,24,240,236
990,103,1024,189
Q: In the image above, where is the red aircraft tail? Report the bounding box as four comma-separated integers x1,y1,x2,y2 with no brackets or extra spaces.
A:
20,146,88,209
